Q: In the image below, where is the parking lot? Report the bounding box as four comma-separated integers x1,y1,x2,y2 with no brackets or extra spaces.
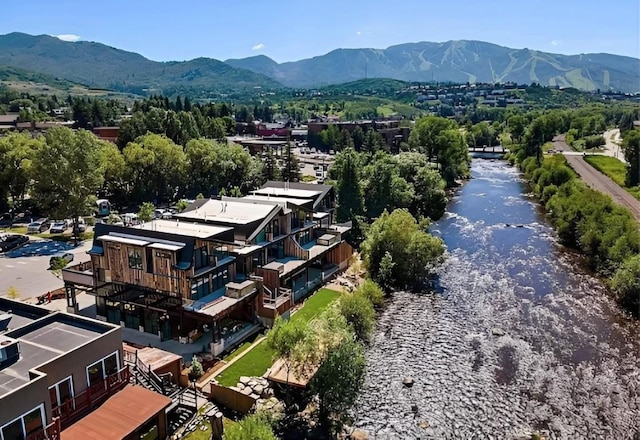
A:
0,238,92,301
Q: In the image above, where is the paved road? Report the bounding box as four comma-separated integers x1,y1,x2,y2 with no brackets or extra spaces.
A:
551,134,640,220
562,155,640,221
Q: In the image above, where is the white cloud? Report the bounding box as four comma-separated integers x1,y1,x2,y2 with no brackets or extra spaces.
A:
356,31,362,35
551,40,560,47
56,34,81,42
252,43,265,51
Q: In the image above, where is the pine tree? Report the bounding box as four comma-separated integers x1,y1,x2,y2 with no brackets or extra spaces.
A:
262,148,282,181
282,141,299,182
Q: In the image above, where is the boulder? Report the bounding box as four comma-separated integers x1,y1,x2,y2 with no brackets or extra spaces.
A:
253,385,265,396
491,328,505,337
239,376,251,385
402,377,415,388
241,387,253,396
351,430,370,440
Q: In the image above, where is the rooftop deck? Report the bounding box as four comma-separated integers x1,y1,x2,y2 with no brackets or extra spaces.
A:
1,312,114,397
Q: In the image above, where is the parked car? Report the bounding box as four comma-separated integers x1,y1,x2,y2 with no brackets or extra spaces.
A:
49,252,74,268
0,213,13,227
27,219,51,234
72,222,87,235
50,220,69,234
0,234,29,253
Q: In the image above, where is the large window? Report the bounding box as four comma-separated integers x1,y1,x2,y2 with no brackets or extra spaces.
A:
194,246,208,270
86,352,119,388
1,405,44,440
191,277,211,300
212,268,229,292
49,376,74,410
128,248,142,269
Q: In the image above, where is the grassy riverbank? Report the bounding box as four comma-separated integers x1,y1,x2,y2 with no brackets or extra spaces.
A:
514,150,640,317
583,155,640,199
214,288,341,387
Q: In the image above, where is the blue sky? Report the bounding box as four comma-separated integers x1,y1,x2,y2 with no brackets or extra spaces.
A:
1,0,638,62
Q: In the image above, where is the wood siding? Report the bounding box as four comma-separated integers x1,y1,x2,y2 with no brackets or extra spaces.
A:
256,267,280,293
100,243,190,298
284,236,308,260
327,242,353,266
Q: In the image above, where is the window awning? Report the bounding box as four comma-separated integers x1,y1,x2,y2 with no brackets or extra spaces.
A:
174,261,191,270
99,235,151,247
88,245,104,255
313,212,330,219
148,242,184,252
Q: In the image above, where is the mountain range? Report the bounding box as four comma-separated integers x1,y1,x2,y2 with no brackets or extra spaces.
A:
226,41,640,92
0,32,638,94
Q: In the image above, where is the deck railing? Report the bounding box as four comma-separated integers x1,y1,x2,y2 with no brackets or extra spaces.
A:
51,365,130,428
25,418,61,440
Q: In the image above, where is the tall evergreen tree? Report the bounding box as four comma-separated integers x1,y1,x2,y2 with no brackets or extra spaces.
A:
282,141,299,182
332,147,364,222
262,148,282,181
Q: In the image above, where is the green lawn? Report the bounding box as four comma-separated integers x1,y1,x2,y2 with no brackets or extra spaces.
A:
215,340,276,387
290,288,340,324
584,155,640,199
214,288,340,387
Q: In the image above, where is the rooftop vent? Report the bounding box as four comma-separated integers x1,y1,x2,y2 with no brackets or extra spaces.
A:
0,336,20,369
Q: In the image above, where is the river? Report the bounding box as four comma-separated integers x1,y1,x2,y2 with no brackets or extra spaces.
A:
352,158,640,439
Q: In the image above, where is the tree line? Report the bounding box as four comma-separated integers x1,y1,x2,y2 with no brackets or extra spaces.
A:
0,127,276,217
508,113,640,317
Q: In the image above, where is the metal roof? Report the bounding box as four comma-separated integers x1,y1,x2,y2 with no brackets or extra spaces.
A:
61,385,171,440
99,235,151,247
147,242,184,252
134,219,233,239
177,199,278,225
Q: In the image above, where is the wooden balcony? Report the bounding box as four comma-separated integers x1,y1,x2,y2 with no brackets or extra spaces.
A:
61,261,95,288
25,418,61,440
51,366,131,429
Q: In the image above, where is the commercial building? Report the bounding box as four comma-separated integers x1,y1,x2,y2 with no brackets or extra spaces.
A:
62,181,352,357
0,298,136,439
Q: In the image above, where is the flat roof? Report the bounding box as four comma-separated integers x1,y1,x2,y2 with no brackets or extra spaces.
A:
99,235,151,247
197,296,240,317
147,242,184,252
1,314,111,397
61,385,171,440
177,199,277,225
235,244,263,255
0,299,51,333
243,194,313,207
135,219,232,239
266,357,318,388
254,187,322,199
122,343,181,373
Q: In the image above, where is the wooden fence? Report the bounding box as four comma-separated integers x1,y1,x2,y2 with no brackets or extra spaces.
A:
207,383,256,414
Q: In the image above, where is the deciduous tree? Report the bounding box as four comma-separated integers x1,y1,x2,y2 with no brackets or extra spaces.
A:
361,209,445,289
310,337,366,432
32,127,105,241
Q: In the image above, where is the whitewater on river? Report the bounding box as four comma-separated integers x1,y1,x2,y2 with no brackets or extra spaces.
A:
352,158,640,439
